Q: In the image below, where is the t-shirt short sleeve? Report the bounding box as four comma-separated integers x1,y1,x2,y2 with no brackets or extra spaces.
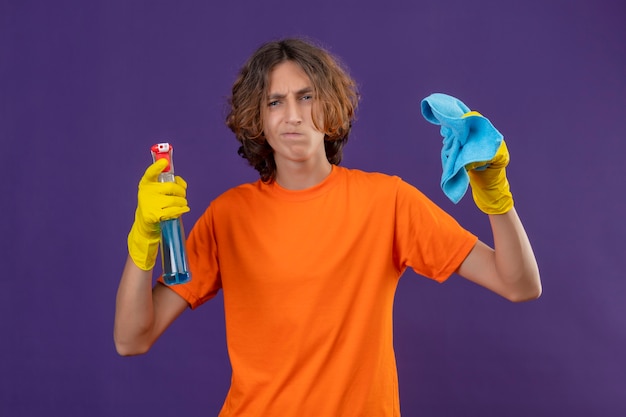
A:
157,204,222,309
393,179,477,282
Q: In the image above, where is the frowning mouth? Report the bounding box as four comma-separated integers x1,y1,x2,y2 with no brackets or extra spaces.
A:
281,132,303,138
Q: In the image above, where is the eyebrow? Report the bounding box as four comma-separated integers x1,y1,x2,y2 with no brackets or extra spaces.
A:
267,87,314,100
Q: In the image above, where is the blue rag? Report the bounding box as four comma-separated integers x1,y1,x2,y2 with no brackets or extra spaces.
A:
420,93,503,203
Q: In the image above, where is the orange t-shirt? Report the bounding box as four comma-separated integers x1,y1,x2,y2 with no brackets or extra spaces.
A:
164,166,477,417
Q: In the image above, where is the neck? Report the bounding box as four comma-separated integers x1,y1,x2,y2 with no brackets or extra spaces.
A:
274,158,333,190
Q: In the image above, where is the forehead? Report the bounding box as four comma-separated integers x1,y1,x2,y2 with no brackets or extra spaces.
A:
267,61,312,93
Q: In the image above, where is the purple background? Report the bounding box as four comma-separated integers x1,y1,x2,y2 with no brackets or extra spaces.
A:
2,0,625,415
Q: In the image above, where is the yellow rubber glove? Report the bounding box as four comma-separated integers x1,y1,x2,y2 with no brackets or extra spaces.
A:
463,111,514,214
127,158,190,270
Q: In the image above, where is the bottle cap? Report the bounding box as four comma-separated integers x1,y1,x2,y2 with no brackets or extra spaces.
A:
151,143,173,172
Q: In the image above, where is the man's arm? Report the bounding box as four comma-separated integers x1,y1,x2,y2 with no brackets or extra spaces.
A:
114,159,191,355
457,208,541,302
419,100,541,300
114,256,189,355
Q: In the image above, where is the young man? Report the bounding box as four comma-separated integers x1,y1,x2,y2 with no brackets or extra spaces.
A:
114,38,541,416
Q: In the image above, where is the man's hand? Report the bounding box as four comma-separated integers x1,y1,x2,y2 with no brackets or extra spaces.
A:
127,159,190,270
463,111,514,214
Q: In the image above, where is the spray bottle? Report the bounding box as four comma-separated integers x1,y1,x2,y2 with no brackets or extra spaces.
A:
150,143,192,285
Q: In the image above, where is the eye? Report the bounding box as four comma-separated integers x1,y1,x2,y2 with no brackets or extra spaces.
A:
268,100,280,107
301,95,313,101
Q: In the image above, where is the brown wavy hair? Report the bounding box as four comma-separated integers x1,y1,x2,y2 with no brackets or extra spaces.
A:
226,38,359,182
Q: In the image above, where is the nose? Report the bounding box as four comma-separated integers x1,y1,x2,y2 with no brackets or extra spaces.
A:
285,98,302,125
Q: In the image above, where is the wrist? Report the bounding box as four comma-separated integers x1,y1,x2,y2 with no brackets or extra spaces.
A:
127,221,161,271
469,170,514,214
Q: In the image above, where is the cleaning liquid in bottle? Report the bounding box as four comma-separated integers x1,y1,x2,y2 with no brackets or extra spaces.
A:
151,142,191,285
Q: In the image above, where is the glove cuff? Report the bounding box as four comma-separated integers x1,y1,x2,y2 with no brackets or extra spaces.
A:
468,169,514,214
127,221,161,271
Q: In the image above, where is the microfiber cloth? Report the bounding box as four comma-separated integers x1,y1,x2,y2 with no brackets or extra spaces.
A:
420,93,503,203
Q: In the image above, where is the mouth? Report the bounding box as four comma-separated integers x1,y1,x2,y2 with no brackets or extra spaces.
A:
281,132,303,139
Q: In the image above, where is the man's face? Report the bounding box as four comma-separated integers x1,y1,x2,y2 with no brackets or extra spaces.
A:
262,60,326,168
